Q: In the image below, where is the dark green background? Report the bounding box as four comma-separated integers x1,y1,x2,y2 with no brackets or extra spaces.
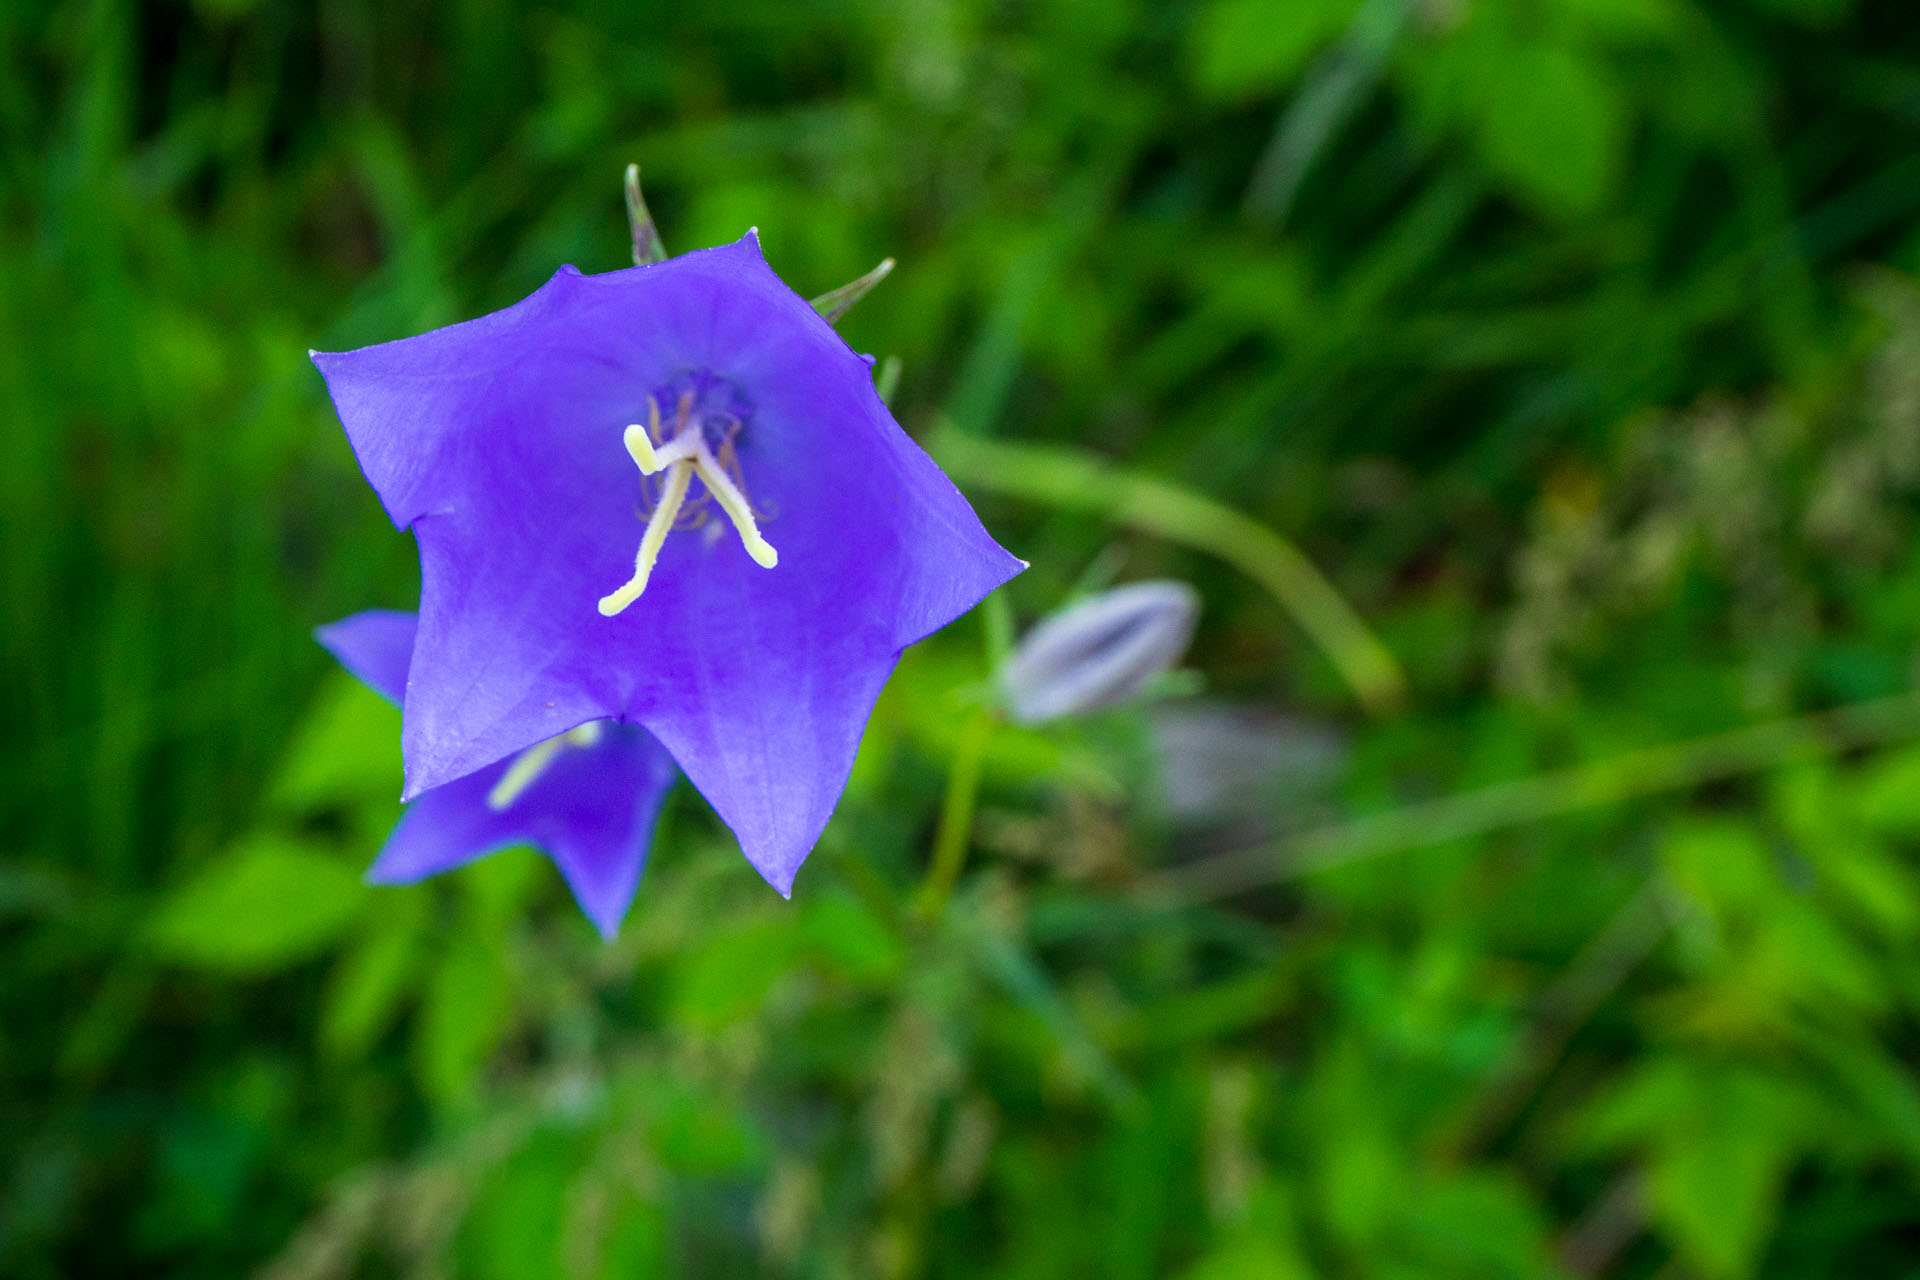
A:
8,0,1920,1275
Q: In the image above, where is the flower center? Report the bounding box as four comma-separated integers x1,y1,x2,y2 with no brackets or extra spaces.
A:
597,371,778,617
486,721,606,810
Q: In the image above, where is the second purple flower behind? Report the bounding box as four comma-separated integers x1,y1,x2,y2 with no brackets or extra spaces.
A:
319,609,677,939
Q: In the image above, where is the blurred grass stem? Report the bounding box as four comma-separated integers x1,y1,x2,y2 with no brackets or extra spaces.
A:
1243,0,1411,228
929,424,1405,714
1145,691,1920,903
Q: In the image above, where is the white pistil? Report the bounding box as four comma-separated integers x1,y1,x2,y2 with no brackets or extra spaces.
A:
598,394,779,617
486,721,605,811
623,398,697,474
599,457,692,616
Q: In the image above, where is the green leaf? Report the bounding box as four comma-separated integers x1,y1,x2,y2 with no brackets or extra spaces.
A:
1574,1059,1805,1279
1467,38,1627,220
455,1130,577,1280
416,933,514,1108
1749,0,1853,25
1403,1171,1558,1276
1659,817,1776,920
648,1081,766,1173
320,895,426,1060
668,918,798,1031
1559,0,1688,40
267,673,402,814
1646,1088,1793,1279
1190,0,1358,100
802,888,905,984
1771,765,1920,938
1178,1239,1313,1280
1849,743,1920,834
146,837,365,972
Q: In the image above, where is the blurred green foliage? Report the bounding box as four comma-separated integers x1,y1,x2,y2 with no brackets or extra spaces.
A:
8,0,1920,1276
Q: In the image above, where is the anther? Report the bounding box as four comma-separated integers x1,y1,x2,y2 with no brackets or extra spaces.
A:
598,389,779,616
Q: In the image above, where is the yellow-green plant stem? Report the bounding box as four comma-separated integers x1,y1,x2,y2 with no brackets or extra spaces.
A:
929,424,1405,716
915,708,996,920
1143,690,1920,905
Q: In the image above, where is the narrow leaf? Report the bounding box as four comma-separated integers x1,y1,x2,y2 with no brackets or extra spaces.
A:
809,257,894,323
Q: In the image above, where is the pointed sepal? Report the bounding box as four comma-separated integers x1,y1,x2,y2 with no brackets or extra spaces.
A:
625,163,668,267
810,257,895,324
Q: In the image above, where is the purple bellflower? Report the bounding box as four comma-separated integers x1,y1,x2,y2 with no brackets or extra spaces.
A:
317,609,679,939
313,233,1022,895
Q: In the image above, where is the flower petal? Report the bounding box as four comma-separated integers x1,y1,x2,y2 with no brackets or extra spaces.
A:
314,610,419,705
367,725,677,939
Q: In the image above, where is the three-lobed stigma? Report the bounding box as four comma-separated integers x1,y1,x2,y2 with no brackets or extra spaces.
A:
599,383,778,617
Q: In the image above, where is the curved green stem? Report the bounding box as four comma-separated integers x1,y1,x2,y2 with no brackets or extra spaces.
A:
930,424,1405,715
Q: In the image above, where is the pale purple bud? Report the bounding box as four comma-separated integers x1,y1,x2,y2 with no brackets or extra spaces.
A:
1000,581,1200,725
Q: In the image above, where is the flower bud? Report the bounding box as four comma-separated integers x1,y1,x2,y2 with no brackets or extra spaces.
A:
999,581,1200,725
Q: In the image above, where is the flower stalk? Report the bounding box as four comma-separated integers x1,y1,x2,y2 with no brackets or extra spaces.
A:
915,707,995,921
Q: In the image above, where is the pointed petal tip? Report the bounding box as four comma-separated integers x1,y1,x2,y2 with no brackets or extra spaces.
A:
759,860,799,899
316,609,418,705
558,865,643,943
363,859,412,887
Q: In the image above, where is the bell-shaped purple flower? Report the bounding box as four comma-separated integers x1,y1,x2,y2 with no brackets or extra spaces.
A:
312,234,1022,895
317,610,679,939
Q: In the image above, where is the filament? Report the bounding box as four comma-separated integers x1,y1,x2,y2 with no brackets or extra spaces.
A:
486,721,608,811
599,458,692,616
598,387,779,616
691,437,778,568
487,737,563,810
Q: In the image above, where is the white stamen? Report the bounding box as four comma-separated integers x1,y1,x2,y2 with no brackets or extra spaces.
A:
599,388,781,615
625,424,697,474
599,458,692,616
485,720,610,811
487,737,565,810
623,398,701,475
691,437,778,569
